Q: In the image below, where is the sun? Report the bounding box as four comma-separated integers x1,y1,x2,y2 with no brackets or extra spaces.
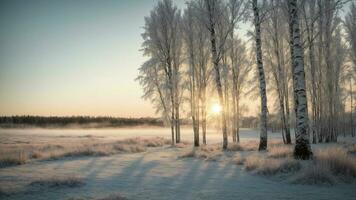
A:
211,103,221,114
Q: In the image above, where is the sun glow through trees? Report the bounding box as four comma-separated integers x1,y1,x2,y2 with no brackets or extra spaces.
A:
211,103,221,115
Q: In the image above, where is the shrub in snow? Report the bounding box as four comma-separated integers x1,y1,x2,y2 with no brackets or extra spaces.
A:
268,145,293,158
244,155,301,175
0,150,27,167
30,176,84,188
292,164,336,186
314,147,356,179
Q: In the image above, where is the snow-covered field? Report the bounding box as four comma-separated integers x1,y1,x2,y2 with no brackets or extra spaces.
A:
0,128,355,200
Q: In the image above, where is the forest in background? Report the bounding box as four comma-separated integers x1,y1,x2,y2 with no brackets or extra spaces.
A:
0,116,163,128
0,115,262,129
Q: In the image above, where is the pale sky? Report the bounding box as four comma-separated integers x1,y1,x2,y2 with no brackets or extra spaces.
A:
2,0,349,118
0,0,186,117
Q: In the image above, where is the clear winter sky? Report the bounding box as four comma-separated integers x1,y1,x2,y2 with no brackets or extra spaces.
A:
1,0,351,118
0,0,187,117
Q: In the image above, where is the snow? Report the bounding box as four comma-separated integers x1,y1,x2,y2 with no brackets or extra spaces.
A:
0,128,355,200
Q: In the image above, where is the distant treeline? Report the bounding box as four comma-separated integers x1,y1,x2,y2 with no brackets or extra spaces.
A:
0,115,262,129
0,116,164,128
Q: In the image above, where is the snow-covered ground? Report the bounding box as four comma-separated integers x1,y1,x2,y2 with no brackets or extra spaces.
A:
0,128,355,200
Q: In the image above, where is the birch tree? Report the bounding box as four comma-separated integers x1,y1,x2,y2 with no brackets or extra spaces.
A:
198,0,240,149
252,0,268,150
288,0,312,159
300,0,318,143
141,0,183,144
183,3,201,146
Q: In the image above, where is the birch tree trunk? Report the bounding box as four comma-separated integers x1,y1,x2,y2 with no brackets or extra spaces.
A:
198,27,208,145
351,78,354,137
201,83,207,144
205,0,228,149
317,0,324,143
288,0,313,159
230,31,239,143
252,0,268,151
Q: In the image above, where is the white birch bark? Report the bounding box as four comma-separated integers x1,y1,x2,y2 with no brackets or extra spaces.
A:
252,0,268,151
288,0,313,159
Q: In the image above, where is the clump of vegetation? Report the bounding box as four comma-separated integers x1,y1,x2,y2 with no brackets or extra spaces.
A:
314,147,356,178
292,164,336,186
143,137,171,147
292,147,356,185
227,143,244,151
268,145,293,158
29,176,84,188
239,140,259,151
113,143,146,153
226,141,259,152
244,154,264,171
62,146,114,157
0,150,26,168
179,145,222,161
244,154,301,175
1,137,172,168
257,159,301,175
114,137,170,153
30,151,43,159
40,144,65,151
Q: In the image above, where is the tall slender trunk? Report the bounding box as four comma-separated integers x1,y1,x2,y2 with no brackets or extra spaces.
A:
198,28,207,145
188,34,199,147
285,84,291,142
223,61,230,140
207,0,228,149
232,83,237,143
168,60,175,145
309,41,317,144
351,78,354,137
288,0,313,159
232,71,238,143
253,0,268,151
283,63,291,143
201,82,207,144
236,92,240,142
230,30,240,143
174,63,180,143
305,0,317,144
317,0,324,143
175,105,180,143
170,92,175,145
277,85,288,144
